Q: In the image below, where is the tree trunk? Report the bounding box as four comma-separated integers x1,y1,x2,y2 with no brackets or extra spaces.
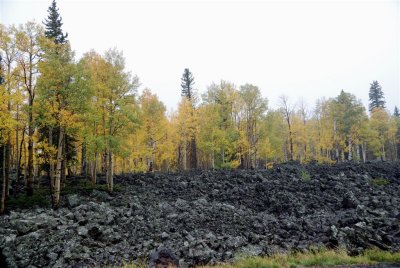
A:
52,126,64,209
15,129,25,197
254,144,257,169
106,150,109,188
102,152,107,175
177,145,182,171
49,127,55,191
333,120,339,162
107,150,113,193
61,135,66,187
27,96,34,196
15,107,20,184
361,143,367,163
183,141,187,171
5,65,11,200
81,139,87,176
283,142,288,162
247,148,251,169
92,153,97,185
289,132,294,161
288,124,294,161
5,137,10,198
23,142,27,184
1,145,7,214
190,137,197,169
347,138,353,161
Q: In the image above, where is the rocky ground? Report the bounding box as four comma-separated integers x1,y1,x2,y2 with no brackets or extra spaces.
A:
0,162,399,267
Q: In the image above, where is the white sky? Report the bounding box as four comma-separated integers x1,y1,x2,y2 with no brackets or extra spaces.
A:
1,0,399,113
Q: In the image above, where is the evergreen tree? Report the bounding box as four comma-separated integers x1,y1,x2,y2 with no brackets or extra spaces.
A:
368,80,385,112
181,68,194,100
179,68,197,168
394,106,400,160
0,55,4,85
42,0,75,196
43,0,68,44
394,106,400,118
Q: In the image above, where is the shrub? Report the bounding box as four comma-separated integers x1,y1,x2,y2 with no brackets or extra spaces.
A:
300,170,311,182
370,178,390,186
6,188,51,209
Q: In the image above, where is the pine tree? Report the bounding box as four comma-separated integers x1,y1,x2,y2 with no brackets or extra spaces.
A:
42,0,74,202
43,0,68,44
181,68,194,100
394,106,400,160
180,68,197,169
0,55,4,85
368,81,385,112
394,106,400,118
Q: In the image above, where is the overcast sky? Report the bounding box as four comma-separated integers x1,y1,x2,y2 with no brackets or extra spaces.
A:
1,0,399,113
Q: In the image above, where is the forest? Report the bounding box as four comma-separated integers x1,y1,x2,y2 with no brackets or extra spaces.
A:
1,0,400,211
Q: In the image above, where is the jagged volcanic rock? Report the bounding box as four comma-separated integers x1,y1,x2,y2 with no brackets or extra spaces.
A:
0,162,399,267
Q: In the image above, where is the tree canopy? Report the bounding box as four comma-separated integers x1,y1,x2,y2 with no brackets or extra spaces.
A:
43,0,68,44
0,4,399,213
369,80,385,112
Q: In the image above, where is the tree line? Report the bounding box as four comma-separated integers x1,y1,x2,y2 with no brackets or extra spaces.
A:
1,1,399,210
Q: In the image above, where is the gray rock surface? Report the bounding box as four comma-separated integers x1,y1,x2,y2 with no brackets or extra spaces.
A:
0,162,399,267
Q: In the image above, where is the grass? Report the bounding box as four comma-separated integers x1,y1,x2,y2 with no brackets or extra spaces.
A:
199,248,400,268
300,169,311,183
369,178,390,186
364,248,400,263
119,258,147,268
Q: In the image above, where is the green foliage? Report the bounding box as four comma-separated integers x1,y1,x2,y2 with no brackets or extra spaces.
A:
394,106,400,118
369,80,385,112
120,257,147,268
219,161,237,170
370,177,390,186
43,0,68,44
300,169,311,182
6,179,125,209
0,55,4,85
181,68,195,100
6,188,51,209
2,6,400,205
364,248,400,263
334,90,366,137
63,180,122,195
5,179,122,211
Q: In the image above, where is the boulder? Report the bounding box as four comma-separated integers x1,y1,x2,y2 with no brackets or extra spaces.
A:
66,194,81,208
342,191,359,209
148,247,179,268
